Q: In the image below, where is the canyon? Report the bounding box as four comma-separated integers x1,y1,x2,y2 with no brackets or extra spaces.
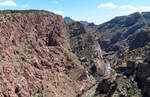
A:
0,10,149,97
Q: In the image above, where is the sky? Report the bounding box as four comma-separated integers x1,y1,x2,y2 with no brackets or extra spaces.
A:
0,0,150,24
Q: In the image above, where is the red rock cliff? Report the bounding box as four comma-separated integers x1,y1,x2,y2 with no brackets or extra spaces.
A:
0,10,93,97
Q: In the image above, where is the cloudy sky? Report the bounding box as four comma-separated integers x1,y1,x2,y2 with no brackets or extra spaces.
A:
0,0,150,24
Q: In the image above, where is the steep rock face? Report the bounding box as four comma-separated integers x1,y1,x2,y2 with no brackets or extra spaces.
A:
67,22,105,78
94,13,150,97
116,42,150,97
96,12,150,54
128,30,150,50
95,74,142,97
64,17,74,23
0,10,93,97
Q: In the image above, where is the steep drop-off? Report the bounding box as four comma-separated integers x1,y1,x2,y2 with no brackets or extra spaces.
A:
94,13,150,97
0,10,104,97
96,12,150,54
67,22,105,78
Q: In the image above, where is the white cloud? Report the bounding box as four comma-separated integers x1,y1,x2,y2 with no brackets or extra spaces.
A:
52,10,64,14
119,5,136,10
97,3,150,13
0,0,16,7
119,5,150,12
22,4,29,8
138,6,150,12
49,9,64,14
97,3,117,9
119,5,136,13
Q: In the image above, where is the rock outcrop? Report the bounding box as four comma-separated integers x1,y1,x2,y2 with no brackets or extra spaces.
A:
96,12,150,54
67,22,105,77
95,74,142,97
0,10,102,97
116,42,150,97
94,13,150,97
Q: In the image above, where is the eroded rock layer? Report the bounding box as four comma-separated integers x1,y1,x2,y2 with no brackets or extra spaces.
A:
0,10,103,97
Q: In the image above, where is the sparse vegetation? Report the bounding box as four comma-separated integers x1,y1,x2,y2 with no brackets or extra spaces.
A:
0,9,149,97
0,10,50,14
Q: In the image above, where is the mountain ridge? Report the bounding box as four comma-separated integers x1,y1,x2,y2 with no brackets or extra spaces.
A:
0,10,150,97
96,12,150,54
0,10,105,97
64,16,96,27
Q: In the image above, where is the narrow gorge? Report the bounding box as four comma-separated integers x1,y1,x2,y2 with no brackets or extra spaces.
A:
0,10,149,97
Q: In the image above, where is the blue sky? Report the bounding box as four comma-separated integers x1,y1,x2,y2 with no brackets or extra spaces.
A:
0,0,150,24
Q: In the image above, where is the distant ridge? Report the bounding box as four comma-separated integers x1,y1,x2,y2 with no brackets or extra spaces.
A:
64,16,95,26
